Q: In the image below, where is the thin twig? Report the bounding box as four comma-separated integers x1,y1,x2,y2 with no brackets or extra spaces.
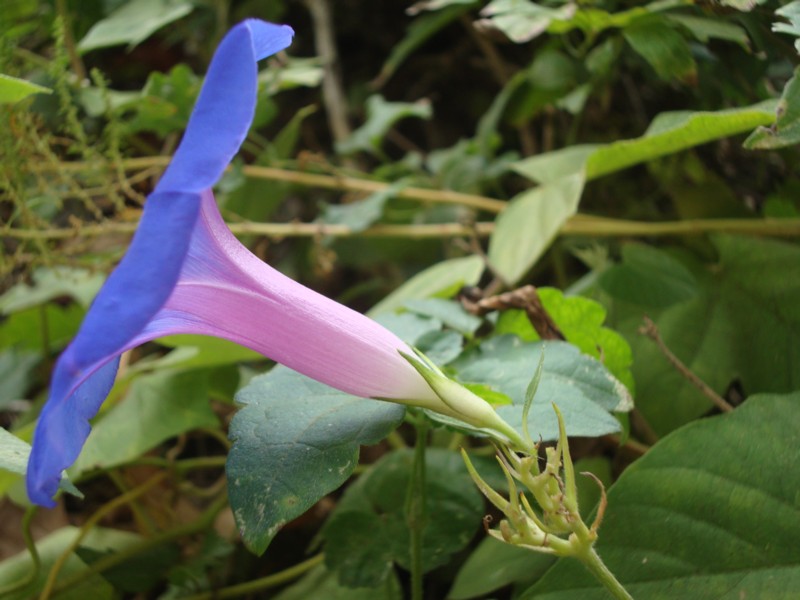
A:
461,285,566,340
29,157,507,213
639,316,734,413
605,434,650,456
304,0,351,143
3,220,495,240
26,159,800,237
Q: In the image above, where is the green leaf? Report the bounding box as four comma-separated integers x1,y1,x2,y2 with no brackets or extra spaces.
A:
599,244,698,308
374,312,443,345
488,174,584,285
744,67,800,149
408,0,478,13
496,288,635,392
449,536,554,599
274,565,403,600
416,329,465,365
227,366,405,554
72,370,218,474
0,304,84,353
0,428,81,498
322,448,484,587
142,335,262,371
0,427,38,477
0,73,51,104
610,235,800,435
513,101,777,184
718,0,765,10
665,14,750,46
0,267,105,313
477,0,577,43
773,1,800,52
319,182,405,232
337,95,432,155
121,64,200,137
0,527,142,600
78,0,194,52
403,299,483,336
376,4,475,87
451,337,632,441
623,17,696,82
520,392,800,599
368,256,484,316
0,349,39,408
258,58,324,94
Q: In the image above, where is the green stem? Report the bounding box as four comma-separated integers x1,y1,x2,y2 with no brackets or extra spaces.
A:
576,547,634,600
0,507,40,596
406,421,429,600
386,430,408,450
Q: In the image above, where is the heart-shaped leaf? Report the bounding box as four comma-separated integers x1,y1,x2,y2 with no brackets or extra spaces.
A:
520,392,800,599
227,366,405,554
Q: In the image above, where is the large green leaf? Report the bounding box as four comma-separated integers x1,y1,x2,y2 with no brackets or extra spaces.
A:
78,0,194,52
598,244,698,309
520,392,800,599
368,256,484,316
227,366,405,554
72,370,218,474
607,235,800,435
488,174,584,285
321,448,484,587
512,101,777,184
451,337,632,441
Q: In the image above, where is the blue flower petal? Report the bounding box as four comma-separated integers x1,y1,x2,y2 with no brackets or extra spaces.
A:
27,359,119,507
156,21,293,193
26,20,293,506
26,192,198,506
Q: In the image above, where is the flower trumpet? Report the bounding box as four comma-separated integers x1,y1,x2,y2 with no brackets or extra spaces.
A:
26,19,520,508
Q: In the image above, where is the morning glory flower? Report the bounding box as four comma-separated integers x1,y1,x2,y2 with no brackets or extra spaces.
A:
27,19,519,508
